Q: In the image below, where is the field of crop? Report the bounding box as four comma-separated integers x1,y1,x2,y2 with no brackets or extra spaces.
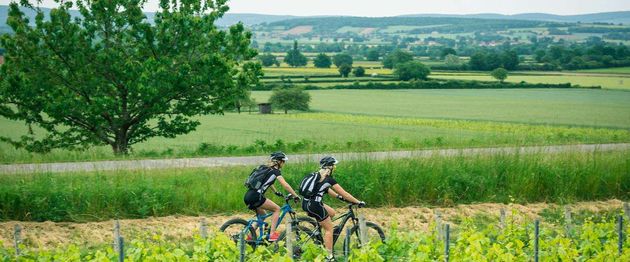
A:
574,67,630,74
432,74,630,90
254,89,630,128
2,88,629,163
1,206,628,261
262,64,630,90
263,66,393,76
432,73,630,90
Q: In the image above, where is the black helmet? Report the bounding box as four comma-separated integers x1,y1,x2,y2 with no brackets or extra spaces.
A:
270,151,288,162
319,156,338,168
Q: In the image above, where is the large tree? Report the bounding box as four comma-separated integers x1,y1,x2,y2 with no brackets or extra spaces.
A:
269,87,311,114
284,40,308,67
491,68,509,83
313,53,332,68
395,61,431,81
338,64,352,77
259,53,279,67
333,53,353,68
0,0,262,155
383,49,413,69
366,49,380,61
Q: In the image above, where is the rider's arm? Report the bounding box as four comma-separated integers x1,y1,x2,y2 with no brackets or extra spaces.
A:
330,184,360,204
276,176,299,196
327,188,340,198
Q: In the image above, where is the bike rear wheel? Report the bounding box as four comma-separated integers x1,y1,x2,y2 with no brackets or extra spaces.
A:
278,216,318,241
219,218,257,247
287,225,323,259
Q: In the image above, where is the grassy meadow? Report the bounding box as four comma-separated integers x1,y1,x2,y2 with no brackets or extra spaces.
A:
1,150,628,222
261,64,630,90
432,73,630,90
574,67,630,74
254,89,630,128
2,89,630,163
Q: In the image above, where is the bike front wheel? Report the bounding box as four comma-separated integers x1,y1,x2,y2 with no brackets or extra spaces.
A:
342,221,386,251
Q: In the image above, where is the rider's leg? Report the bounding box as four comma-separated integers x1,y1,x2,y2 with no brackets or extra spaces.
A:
259,199,281,233
249,208,267,230
319,217,335,257
323,204,336,219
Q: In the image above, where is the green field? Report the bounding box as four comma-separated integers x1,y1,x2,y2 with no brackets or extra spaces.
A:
2,88,630,163
574,67,630,74
263,66,393,76
261,65,630,90
432,73,630,90
3,215,629,260
254,89,630,128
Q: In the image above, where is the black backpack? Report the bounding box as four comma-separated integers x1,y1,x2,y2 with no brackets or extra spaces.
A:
245,165,273,190
299,172,320,198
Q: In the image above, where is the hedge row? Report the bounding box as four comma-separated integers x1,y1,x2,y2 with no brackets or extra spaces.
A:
253,79,598,91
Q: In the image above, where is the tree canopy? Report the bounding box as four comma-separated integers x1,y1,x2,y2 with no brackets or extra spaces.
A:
269,87,311,114
333,53,353,68
491,68,509,83
284,40,308,67
353,66,366,77
394,61,431,81
366,49,380,61
469,50,519,71
0,0,261,155
339,64,352,77
313,53,332,68
259,53,279,67
383,49,413,69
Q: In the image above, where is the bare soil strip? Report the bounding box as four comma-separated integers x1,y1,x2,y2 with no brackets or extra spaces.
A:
0,200,624,249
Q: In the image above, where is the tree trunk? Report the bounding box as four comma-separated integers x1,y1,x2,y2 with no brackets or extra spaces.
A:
112,132,130,155
284,109,288,114
112,141,129,155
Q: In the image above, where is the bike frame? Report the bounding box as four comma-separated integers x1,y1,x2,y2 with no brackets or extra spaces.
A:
330,205,358,244
296,204,359,246
243,198,297,244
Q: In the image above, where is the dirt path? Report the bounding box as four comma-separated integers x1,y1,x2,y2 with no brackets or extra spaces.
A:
0,200,625,249
1,143,629,174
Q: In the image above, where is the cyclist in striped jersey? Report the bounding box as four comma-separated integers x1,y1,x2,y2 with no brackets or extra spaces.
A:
301,156,364,261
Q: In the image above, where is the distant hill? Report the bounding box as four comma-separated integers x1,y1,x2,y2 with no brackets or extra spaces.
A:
216,13,297,26
400,11,630,24
265,16,563,34
1,4,629,35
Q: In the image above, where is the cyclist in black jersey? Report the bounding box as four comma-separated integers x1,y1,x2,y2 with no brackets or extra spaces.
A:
243,151,299,242
302,156,365,261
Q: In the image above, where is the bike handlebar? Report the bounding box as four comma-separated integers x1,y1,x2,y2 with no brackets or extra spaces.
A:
274,192,300,203
340,199,366,208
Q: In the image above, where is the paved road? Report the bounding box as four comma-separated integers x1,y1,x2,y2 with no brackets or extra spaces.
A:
1,143,629,174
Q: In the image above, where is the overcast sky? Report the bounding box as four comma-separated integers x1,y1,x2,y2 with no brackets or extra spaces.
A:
2,0,630,16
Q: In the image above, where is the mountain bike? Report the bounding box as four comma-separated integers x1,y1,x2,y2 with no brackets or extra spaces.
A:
288,200,386,258
220,192,318,248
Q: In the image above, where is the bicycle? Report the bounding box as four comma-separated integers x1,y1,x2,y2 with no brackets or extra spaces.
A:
220,192,318,248
288,200,386,258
